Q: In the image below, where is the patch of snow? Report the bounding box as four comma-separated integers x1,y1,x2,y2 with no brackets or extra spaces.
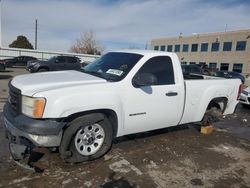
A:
109,159,143,175
62,179,72,185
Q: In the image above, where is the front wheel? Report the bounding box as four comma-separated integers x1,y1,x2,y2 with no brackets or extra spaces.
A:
38,68,48,72
60,115,113,163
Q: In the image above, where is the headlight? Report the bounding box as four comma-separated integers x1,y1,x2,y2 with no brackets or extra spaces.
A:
22,96,46,118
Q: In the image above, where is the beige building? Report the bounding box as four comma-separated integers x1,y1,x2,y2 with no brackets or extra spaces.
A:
151,29,250,76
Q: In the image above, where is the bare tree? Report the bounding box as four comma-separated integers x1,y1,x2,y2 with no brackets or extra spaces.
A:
70,30,104,55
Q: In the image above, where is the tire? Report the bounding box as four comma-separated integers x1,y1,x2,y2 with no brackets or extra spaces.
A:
202,107,222,125
38,68,48,72
60,115,113,163
242,103,250,109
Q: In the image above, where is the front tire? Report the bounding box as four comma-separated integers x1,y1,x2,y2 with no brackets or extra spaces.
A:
60,115,113,163
38,68,48,72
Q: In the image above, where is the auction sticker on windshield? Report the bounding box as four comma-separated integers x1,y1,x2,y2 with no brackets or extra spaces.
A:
106,69,124,76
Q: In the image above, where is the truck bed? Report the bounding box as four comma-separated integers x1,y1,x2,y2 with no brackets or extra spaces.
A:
180,78,240,125
183,73,222,80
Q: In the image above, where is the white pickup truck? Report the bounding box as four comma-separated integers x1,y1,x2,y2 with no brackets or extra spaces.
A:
4,50,242,163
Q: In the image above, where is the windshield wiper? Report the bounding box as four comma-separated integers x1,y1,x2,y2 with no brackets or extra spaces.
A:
82,69,108,79
82,69,119,82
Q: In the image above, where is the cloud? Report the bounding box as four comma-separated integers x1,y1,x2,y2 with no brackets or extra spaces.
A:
1,0,250,52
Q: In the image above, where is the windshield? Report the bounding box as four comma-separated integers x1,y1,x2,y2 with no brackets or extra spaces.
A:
82,52,143,81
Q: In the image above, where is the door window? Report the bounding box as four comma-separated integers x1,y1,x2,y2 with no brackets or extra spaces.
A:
57,56,66,63
67,57,77,63
136,56,175,85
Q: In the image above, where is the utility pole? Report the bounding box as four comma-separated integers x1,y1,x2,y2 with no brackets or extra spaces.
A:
35,19,37,50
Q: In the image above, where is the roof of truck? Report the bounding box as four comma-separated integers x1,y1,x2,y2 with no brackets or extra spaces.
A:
112,49,175,56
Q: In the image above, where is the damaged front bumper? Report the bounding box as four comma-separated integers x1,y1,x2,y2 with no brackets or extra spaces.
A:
3,102,65,170
4,117,63,148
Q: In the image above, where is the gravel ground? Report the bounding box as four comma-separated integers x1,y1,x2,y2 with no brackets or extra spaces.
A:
0,68,250,188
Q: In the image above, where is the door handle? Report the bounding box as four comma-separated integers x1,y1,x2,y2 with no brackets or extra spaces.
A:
166,92,178,96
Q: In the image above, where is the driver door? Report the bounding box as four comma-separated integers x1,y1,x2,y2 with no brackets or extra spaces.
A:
122,56,184,135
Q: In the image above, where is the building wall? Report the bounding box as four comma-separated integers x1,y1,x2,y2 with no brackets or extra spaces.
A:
151,29,250,76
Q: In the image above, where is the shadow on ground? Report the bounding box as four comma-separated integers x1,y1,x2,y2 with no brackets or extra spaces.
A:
0,75,13,79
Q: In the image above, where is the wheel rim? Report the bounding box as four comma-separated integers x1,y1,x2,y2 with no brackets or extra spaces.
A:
74,123,105,156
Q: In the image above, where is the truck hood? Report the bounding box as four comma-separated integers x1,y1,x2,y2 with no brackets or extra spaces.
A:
11,70,107,96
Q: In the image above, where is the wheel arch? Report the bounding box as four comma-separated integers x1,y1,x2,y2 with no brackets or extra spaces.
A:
38,66,49,71
63,109,119,137
206,97,228,113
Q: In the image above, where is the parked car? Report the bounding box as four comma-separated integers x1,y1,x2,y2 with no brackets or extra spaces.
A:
239,86,250,107
215,71,245,84
5,56,37,67
198,64,218,75
4,50,241,166
0,61,6,71
26,55,81,73
181,64,202,75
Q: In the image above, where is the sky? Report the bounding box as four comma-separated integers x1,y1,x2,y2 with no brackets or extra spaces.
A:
1,0,250,53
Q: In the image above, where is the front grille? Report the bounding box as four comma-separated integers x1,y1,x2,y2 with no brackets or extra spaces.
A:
8,82,21,116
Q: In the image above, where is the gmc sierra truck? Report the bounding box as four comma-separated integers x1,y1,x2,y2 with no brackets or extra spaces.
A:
4,50,242,165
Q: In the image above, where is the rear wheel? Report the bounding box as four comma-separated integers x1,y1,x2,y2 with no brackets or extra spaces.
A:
202,107,222,125
60,115,113,163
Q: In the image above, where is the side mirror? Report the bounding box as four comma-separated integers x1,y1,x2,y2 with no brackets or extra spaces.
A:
133,73,157,88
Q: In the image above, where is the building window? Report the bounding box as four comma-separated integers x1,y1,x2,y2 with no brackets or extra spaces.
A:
236,41,247,51
220,63,229,71
223,42,232,51
160,45,166,51
182,44,189,52
154,46,159,51
189,62,196,65
209,63,217,68
175,45,180,52
211,42,220,52
201,43,208,52
167,45,173,52
233,64,243,73
191,44,198,52
181,61,187,65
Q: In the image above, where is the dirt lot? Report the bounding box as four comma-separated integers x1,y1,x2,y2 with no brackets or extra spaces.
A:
0,68,250,188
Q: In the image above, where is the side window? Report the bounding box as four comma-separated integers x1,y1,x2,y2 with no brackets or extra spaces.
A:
67,57,77,63
16,56,23,61
136,56,175,85
57,56,66,63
